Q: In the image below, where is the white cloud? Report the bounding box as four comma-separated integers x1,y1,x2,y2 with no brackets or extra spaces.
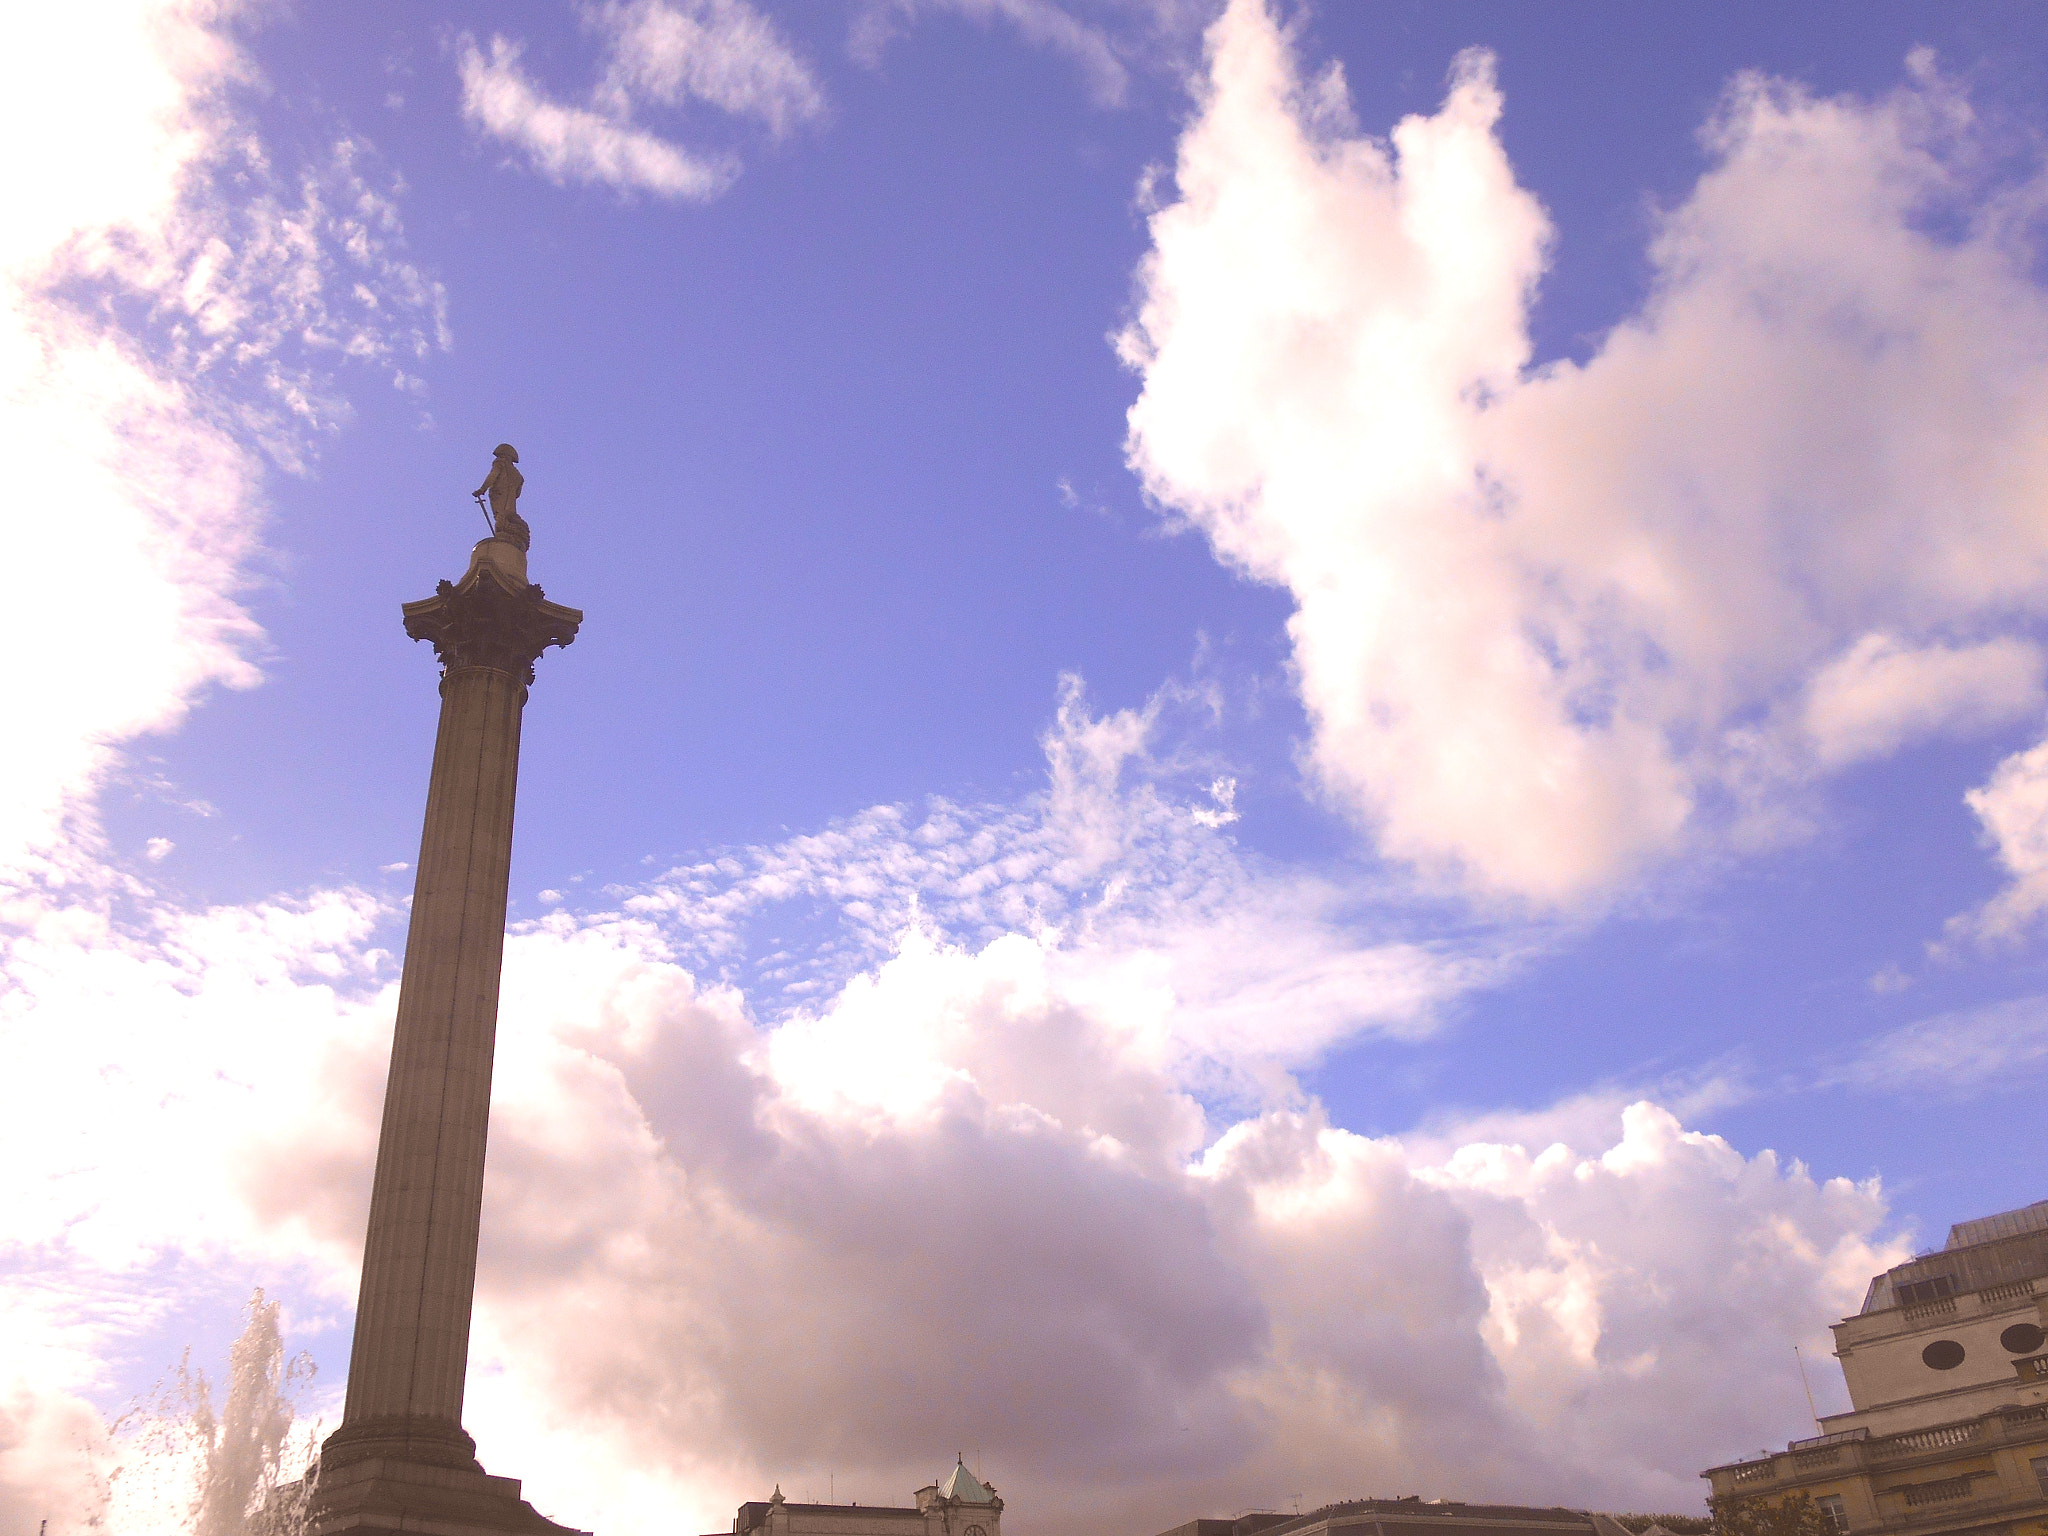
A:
0,659,1893,1532
0,299,264,878
1190,774,1238,827
1950,736,2048,943
2,855,1906,1533
0,11,439,1517
593,0,825,136
620,674,1505,1096
1121,0,2048,906
0,1381,106,1532
1803,634,2043,770
1830,993,2048,1093
0,647,1893,1532
0,1270,150,1534
851,0,1130,107
0,7,1946,1533
0,878,388,1534
458,36,737,200
458,0,821,200
0,1,441,881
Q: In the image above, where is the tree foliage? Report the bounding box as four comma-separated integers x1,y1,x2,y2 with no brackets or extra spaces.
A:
1710,1491,1838,1536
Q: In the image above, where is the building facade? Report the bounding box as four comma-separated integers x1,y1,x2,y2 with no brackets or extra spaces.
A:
1702,1200,2048,1536
733,1460,1002,1536
1152,1498,1639,1536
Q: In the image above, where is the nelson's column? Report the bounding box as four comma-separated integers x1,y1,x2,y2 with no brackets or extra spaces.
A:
308,445,587,1536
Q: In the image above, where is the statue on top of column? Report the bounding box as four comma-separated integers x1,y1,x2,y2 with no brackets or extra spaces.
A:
473,443,531,551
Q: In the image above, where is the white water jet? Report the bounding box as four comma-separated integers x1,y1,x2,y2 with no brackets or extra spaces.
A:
98,1289,320,1536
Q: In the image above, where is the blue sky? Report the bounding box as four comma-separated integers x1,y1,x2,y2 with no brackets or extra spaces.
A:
8,3,2048,1534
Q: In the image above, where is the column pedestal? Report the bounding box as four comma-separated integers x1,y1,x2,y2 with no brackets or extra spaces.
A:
310,1455,577,1536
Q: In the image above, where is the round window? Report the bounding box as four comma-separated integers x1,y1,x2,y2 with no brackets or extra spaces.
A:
2001,1322,2045,1355
1922,1339,1966,1370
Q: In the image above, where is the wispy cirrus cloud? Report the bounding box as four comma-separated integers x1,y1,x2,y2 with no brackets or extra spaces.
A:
593,0,825,136
851,0,1132,106
1827,993,2048,1094
609,674,1514,1104
458,36,738,201
457,0,822,199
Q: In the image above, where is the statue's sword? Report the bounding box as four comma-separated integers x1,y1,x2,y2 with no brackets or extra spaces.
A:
473,490,496,535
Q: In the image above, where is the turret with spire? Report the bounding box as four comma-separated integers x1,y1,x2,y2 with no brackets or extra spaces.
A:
735,1459,1003,1536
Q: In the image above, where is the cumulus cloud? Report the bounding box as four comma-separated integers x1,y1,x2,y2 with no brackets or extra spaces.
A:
1122,0,2048,905
0,875,392,1533
0,1273,140,1533
2,852,1904,1535
0,632,1897,1532
0,654,1895,1532
458,0,821,199
1950,736,2048,943
0,6,1942,1533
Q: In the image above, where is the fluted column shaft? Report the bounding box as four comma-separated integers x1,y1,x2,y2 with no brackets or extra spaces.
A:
344,663,525,1430
309,532,582,1533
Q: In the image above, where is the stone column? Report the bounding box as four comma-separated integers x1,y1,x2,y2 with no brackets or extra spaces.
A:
311,534,587,1536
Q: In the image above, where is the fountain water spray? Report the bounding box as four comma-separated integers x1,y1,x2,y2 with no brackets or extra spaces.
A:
97,1290,321,1536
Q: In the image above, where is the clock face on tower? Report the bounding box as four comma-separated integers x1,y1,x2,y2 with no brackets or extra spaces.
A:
963,1524,988,1536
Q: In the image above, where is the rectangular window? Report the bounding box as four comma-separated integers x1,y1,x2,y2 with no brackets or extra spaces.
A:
1816,1496,1846,1532
2032,1456,2048,1498
1896,1276,1957,1306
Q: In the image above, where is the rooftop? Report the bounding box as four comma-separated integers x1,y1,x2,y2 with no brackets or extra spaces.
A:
1948,1200,2048,1251
1208,1499,1607,1536
1860,1198,2048,1314
938,1462,995,1505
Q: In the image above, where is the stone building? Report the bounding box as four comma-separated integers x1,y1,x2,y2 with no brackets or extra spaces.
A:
1702,1199,2048,1536
732,1460,1002,1536
1152,1499,1638,1536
